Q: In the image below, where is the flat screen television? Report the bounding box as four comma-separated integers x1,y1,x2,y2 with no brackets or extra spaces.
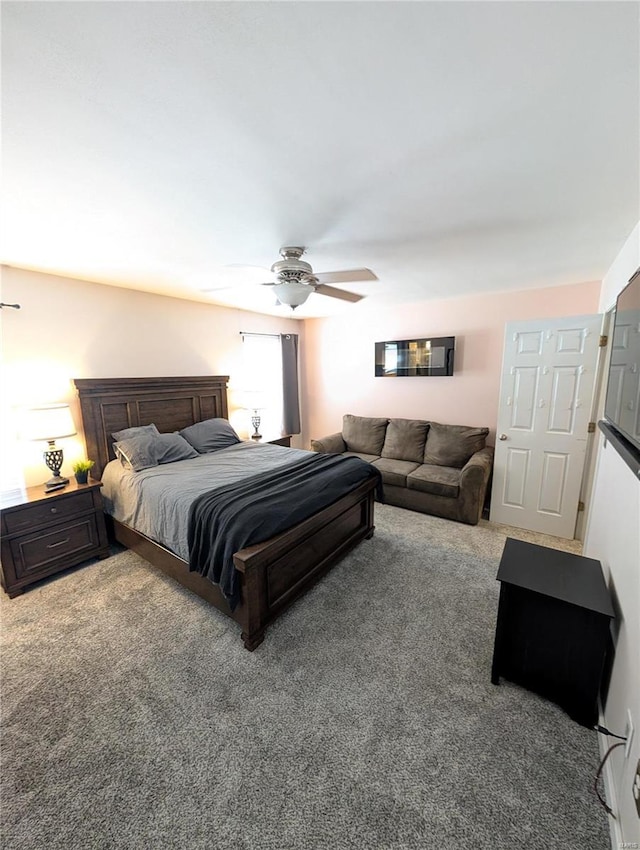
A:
375,336,455,377
603,268,640,453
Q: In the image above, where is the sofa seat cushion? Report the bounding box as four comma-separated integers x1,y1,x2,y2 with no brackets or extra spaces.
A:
343,451,381,464
372,457,420,487
381,418,430,463
407,464,461,498
424,422,489,468
343,414,389,455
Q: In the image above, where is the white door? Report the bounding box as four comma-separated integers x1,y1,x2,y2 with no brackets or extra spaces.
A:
490,314,603,538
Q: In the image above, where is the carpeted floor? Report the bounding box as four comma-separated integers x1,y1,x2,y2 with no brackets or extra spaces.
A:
1,504,609,849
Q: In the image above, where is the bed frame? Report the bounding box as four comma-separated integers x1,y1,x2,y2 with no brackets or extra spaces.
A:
74,376,376,650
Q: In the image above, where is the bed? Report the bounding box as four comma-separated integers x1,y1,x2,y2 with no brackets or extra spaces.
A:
74,376,377,650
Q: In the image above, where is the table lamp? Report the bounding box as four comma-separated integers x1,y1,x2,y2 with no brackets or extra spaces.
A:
25,404,77,490
242,391,266,440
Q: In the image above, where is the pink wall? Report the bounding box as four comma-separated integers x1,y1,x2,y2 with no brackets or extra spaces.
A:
1,266,304,487
302,280,601,446
2,266,602,471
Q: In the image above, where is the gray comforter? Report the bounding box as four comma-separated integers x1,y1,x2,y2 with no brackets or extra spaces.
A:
101,441,313,560
188,453,381,610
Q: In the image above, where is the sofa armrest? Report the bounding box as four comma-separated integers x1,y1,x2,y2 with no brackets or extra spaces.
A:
460,446,494,486
457,447,494,524
310,432,346,454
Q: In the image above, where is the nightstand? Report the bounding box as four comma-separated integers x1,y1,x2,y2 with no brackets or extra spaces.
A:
0,480,110,598
251,435,292,447
266,435,292,448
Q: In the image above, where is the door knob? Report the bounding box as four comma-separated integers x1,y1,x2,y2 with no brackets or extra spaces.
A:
499,434,508,440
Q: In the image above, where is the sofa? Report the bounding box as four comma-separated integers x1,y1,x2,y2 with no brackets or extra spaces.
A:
311,414,494,525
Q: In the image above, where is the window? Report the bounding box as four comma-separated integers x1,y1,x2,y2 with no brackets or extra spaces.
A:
240,334,284,437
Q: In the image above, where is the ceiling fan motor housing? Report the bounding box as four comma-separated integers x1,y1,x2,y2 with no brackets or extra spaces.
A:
271,246,314,282
270,247,319,308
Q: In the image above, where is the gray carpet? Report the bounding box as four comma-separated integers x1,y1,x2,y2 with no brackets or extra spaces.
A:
1,504,609,849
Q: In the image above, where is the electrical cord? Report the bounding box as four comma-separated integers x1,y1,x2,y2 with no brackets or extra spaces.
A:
593,724,628,741
594,741,625,816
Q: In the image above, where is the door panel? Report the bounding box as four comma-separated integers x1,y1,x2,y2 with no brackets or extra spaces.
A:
504,448,530,507
547,367,579,433
517,331,544,355
511,367,539,429
538,452,569,514
490,314,602,538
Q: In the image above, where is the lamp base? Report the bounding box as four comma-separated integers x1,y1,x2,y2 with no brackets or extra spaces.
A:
251,413,262,439
45,474,69,492
43,442,68,491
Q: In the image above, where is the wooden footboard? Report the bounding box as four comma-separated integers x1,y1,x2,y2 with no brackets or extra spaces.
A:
112,477,376,650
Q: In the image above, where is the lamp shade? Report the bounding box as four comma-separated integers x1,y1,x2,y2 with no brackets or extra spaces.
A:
241,390,267,411
24,404,77,442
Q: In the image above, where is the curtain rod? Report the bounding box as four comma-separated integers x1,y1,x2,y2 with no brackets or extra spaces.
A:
239,332,281,338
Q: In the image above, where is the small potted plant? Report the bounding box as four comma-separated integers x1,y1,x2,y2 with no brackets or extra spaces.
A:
72,459,95,485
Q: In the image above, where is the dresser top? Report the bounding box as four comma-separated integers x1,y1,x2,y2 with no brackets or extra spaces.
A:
497,537,615,618
0,479,102,512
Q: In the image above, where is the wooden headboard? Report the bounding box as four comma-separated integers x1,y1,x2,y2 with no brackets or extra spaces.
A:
74,376,229,478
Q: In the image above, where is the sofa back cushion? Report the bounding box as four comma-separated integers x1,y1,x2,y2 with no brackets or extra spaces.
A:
424,422,490,468
342,414,389,456
381,418,430,463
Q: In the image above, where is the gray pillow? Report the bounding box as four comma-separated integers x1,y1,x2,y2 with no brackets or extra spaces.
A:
111,423,159,442
342,414,389,456
381,418,430,463
114,432,198,472
179,418,241,453
424,422,489,468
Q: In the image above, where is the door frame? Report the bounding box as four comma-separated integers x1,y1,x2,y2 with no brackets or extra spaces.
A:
574,308,614,540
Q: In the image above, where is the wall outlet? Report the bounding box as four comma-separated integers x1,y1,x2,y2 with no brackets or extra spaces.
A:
625,709,635,759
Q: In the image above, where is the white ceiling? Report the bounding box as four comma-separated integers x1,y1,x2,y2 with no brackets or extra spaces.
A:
2,1,639,318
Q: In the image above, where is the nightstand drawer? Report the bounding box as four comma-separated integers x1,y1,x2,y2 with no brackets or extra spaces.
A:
4,491,95,534
10,516,100,578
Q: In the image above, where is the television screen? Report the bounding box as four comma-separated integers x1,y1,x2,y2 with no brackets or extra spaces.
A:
375,336,455,377
603,269,640,453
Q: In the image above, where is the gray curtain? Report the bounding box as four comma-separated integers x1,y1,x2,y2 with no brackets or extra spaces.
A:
281,333,301,435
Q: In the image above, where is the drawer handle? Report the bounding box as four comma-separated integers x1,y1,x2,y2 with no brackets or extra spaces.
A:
47,537,70,549
50,508,58,514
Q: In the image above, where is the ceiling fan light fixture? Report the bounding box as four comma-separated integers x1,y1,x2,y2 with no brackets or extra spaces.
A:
272,281,313,309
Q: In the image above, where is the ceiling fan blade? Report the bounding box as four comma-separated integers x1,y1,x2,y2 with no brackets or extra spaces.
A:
312,268,377,285
314,284,365,303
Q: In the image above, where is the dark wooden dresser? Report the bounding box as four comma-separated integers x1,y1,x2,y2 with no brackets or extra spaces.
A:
1,480,110,597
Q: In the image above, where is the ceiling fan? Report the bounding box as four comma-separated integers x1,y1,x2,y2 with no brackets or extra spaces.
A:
203,247,377,309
